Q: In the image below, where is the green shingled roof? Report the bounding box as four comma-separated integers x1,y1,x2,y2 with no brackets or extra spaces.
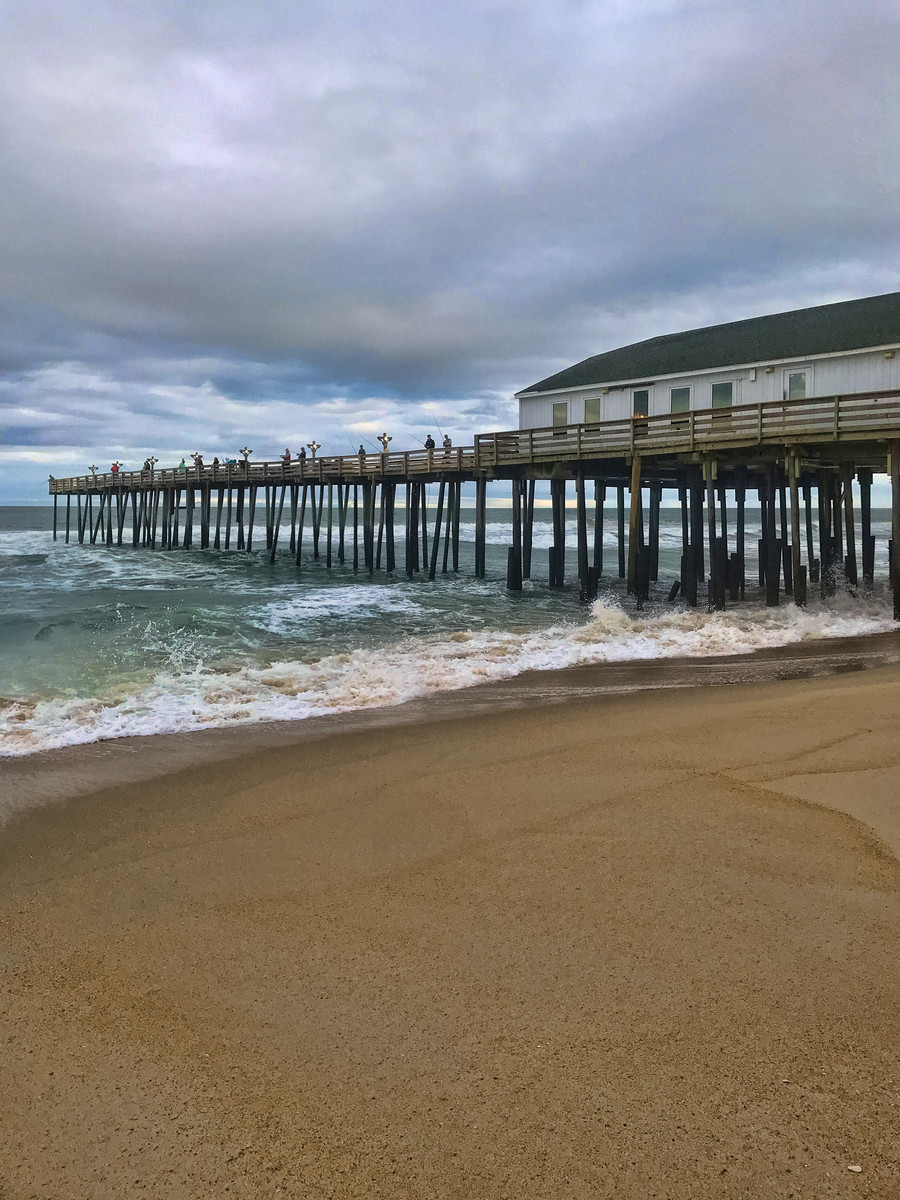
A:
519,292,900,395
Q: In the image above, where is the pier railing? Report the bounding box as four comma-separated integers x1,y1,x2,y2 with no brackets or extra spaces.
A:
474,389,900,467
48,390,900,494
49,446,479,494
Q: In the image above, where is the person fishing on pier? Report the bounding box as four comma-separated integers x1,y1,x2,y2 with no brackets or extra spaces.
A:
424,434,435,450
281,448,291,464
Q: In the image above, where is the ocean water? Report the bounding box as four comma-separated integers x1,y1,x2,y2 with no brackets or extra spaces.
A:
0,502,896,756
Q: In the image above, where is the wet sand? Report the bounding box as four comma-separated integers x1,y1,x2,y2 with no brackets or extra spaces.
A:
1,651,899,1198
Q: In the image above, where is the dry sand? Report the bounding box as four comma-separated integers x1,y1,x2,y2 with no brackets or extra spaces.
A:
1,661,899,1198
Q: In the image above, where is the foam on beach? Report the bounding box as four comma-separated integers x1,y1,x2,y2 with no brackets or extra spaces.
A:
1,589,895,757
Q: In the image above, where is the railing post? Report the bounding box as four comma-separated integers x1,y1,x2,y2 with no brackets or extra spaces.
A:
757,405,763,442
833,395,840,439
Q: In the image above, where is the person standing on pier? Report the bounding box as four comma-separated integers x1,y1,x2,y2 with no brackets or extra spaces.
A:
281,448,291,464
298,446,306,460
424,434,435,450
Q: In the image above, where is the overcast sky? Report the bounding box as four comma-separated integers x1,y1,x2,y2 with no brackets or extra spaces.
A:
2,0,898,501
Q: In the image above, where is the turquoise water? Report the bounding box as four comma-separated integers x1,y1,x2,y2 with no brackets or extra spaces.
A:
1,502,895,755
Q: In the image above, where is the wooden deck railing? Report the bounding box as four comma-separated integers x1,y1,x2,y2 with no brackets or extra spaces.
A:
48,390,900,494
473,390,900,467
49,446,479,494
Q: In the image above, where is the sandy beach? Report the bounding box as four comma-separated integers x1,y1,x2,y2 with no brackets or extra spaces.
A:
2,654,899,1198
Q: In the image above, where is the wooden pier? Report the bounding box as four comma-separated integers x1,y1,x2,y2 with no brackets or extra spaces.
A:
49,389,900,618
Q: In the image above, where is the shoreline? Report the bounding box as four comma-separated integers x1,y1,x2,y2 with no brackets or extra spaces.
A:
1,651,898,1197
2,626,899,827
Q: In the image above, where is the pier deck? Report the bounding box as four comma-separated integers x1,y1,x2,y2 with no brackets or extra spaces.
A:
48,390,900,618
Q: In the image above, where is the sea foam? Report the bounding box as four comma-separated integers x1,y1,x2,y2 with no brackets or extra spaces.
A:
1,590,894,757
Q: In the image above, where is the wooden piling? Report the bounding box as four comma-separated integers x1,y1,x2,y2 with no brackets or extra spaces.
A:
765,464,780,607
150,490,160,549
509,477,524,591
803,479,818,583
296,484,308,566
593,480,605,578
842,466,858,587
779,481,792,594
859,468,874,586
616,484,626,579
429,480,446,582
523,479,535,579
550,478,566,588
450,480,461,573
375,483,385,570
789,457,803,606
270,485,287,562
289,484,299,555
575,473,588,590
213,488,223,549
832,472,843,565
441,481,453,573
352,484,359,571
90,493,103,544
385,482,396,573
65,493,71,543
246,486,257,552
705,460,723,610
234,488,244,551
52,494,58,541
817,471,832,595
626,456,642,595
311,485,322,559
735,467,746,600
199,484,210,549
648,480,661,583
116,491,127,546
420,482,429,569
338,484,349,564
689,467,705,584
326,483,334,568
474,476,486,579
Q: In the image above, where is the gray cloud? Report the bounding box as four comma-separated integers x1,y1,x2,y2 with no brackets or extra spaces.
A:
1,0,898,498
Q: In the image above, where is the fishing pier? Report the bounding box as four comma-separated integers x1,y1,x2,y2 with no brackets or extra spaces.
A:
49,389,900,618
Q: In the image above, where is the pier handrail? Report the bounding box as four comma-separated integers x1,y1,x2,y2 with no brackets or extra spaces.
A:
48,389,900,493
49,445,479,493
474,389,900,467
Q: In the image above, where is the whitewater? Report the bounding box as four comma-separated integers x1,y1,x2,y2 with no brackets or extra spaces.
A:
1,505,896,757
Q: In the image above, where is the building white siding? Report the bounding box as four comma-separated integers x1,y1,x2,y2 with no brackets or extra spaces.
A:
518,348,899,429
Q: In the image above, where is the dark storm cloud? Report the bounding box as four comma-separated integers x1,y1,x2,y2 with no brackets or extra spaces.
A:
1,0,898,497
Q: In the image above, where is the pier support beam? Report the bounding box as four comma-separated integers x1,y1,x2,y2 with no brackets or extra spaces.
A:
842,466,858,587
508,478,523,590
788,456,805,607
429,480,446,582
765,465,780,607
549,478,565,588
859,469,875,586
626,456,642,596
474,477,486,579
593,480,605,579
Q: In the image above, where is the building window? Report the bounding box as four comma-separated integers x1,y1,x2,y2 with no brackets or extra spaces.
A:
787,371,806,400
711,381,733,409
670,386,690,414
584,396,602,424
633,388,649,417
552,401,568,428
